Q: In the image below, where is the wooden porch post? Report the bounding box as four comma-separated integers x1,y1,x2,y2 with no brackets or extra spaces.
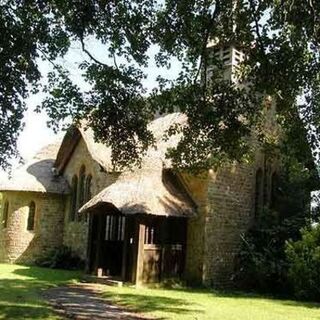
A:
121,216,129,281
135,218,145,286
85,213,93,273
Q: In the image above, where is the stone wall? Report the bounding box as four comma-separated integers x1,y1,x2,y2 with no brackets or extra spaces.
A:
203,163,256,287
62,137,118,259
181,173,208,284
201,150,279,287
0,191,65,263
166,158,276,287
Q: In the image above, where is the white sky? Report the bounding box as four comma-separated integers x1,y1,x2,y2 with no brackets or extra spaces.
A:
1,40,181,175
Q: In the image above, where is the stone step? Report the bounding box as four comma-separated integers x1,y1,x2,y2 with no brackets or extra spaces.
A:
81,275,124,287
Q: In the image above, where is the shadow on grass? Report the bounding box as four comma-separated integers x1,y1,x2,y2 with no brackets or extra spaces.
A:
102,284,320,317
102,290,203,316
13,265,82,284
13,266,199,318
276,299,320,310
0,265,82,320
15,267,202,316
159,286,320,310
0,278,56,320
208,288,320,310
0,304,55,320
6,265,320,318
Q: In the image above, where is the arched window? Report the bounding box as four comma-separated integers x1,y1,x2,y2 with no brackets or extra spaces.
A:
27,201,36,231
2,201,9,228
255,168,263,217
84,174,92,203
83,174,92,222
78,165,86,209
70,175,78,221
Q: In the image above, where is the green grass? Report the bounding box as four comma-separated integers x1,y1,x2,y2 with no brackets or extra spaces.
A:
1,264,320,320
102,285,320,320
0,263,81,320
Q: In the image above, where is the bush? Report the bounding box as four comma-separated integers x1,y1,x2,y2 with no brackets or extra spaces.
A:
236,214,286,292
234,157,318,296
35,246,85,270
286,225,320,301
235,209,297,294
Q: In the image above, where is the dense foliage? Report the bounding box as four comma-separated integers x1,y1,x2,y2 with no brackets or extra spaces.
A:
0,1,320,169
236,210,305,294
286,225,320,301
35,246,85,270
235,151,319,296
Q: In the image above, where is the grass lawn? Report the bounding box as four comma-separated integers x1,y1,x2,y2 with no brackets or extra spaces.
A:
1,264,320,320
102,285,320,320
0,263,81,320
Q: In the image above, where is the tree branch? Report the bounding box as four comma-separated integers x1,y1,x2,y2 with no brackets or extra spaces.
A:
37,47,61,70
79,37,109,67
113,53,119,69
308,0,318,41
248,0,265,56
194,0,221,84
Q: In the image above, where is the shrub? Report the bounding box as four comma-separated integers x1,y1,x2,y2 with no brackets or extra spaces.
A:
235,209,298,294
234,157,318,296
35,246,85,270
236,212,286,292
286,225,320,301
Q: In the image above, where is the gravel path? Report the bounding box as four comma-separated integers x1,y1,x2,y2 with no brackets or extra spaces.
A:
43,283,152,320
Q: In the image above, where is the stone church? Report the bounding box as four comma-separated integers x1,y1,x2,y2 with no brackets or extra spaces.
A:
0,45,315,286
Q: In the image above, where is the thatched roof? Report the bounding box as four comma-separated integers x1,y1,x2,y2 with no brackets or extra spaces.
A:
54,113,187,173
0,143,70,194
79,167,196,217
54,125,113,173
78,113,195,217
146,113,187,167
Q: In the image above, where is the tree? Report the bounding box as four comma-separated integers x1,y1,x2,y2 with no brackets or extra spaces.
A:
1,0,320,170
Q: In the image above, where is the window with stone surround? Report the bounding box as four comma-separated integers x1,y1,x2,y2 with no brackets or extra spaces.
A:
77,165,86,221
83,174,92,222
255,168,263,217
84,174,92,203
70,175,78,221
27,201,36,231
2,200,9,228
78,165,86,206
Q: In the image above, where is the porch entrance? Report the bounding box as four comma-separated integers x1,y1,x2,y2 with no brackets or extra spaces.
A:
88,213,130,278
88,211,187,284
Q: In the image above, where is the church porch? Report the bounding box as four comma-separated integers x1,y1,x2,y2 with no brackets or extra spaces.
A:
87,207,188,285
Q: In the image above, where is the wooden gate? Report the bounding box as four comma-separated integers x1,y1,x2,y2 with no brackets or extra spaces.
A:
141,216,187,283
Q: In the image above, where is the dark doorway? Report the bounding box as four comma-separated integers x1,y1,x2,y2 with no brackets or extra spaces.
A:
88,212,188,284
88,213,126,277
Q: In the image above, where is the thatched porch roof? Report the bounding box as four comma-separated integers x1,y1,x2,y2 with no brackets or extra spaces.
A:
78,113,195,217
79,168,196,217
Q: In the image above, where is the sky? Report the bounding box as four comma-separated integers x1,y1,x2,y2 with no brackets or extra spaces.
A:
1,39,182,176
